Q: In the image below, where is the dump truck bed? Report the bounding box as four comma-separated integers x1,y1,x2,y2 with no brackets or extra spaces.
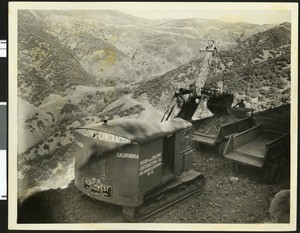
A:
191,131,217,145
236,136,271,159
224,125,289,168
191,116,254,146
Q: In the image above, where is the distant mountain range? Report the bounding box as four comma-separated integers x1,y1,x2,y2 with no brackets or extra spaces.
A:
18,10,276,106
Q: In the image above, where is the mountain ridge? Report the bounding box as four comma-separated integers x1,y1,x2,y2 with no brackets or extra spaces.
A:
19,9,278,98
17,9,291,152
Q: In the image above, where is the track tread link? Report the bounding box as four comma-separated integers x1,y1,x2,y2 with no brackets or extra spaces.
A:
122,171,205,222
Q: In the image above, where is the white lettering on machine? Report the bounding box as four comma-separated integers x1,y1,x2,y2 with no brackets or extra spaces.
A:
77,129,131,144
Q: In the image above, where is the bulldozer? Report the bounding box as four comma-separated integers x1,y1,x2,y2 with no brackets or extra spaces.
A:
74,117,205,221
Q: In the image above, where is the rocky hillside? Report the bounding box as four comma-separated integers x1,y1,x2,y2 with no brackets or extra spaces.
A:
18,11,98,106
18,10,275,103
127,23,291,117
205,23,291,111
157,18,274,44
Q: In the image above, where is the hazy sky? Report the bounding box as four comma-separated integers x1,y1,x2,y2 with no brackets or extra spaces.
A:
14,2,293,25
115,3,292,25
122,9,291,25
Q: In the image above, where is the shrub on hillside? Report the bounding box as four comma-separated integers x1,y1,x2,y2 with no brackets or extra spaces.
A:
43,144,49,151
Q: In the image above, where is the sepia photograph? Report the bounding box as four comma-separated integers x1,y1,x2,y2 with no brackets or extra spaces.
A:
8,2,297,231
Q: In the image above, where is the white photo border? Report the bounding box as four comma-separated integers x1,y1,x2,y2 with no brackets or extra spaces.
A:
8,1,298,231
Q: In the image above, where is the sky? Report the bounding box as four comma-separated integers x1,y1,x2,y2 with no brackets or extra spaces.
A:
127,10,291,24
13,2,293,25
116,3,292,25
122,9,291,25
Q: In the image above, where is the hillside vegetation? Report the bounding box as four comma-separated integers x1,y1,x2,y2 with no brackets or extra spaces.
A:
205,23,291,111
131,23,291,113
18,10,275,104
18,11,98,106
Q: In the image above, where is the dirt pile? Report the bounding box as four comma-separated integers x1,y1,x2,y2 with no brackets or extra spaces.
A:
17,181,124,223
196,114,238,135
256,104,290,120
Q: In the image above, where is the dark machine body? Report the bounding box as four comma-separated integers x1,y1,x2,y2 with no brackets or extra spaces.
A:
223,116,290,183
201,88,234,115
74,118,204,221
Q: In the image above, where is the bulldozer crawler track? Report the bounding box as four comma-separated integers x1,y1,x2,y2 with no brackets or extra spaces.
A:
122,174,205,222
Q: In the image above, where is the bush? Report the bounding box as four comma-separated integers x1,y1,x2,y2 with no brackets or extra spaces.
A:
48,159,57,169
258,95,266,101
43,144,50,150
250,91,259,98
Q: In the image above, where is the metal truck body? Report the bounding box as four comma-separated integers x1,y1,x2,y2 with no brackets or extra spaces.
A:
192,116,255,155
223,117,290,183
74,118,204,218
